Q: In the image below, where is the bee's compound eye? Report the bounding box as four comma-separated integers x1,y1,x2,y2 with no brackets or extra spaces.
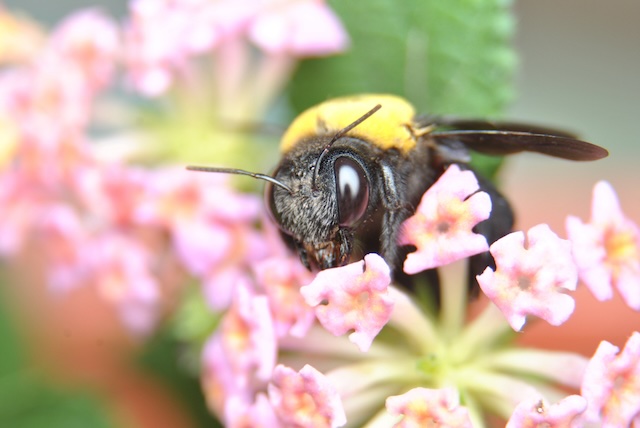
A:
334,156,369,226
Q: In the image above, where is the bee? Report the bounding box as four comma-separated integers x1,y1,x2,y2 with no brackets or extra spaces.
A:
188,94,607,284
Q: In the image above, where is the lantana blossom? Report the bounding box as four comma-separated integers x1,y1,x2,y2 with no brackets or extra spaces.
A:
268,364,347,428
505,395,587,428
249,0,349,56
581,331,640,426
300,253,394,352
398,164,492,274
566,180,640,310
4,3,640,428
385,387,473,428
477,223,578,331
254,255,316,338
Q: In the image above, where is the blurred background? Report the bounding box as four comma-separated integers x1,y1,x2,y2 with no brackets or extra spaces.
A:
2,0,639,426
8,0,637,221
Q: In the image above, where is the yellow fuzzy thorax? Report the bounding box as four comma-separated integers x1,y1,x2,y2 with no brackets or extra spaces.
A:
280,94,418,154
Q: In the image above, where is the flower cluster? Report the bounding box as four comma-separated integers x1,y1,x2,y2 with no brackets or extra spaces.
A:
1,1,638,427
0,0,348,335
201,163,640,426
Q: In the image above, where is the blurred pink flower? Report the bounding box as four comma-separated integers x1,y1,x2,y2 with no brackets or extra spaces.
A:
218,282,278,384
39,204,91,293
301,253,394,352
123,0,234,95
249,0,349,56
133,168,268,310
254,255,316,338
48,8,120,90
0,64,94,137
477,224,578,331
581,331,640,426
566,181,640,310
123,0,348,96
398,164,491,274
268,364,346,428
224,393,279,428
385,387,472,428
506,395,587,428
0,9,118,134
87,232,161,334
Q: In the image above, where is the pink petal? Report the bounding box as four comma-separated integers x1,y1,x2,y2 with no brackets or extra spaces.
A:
506,395,587,428
567,181,640,310
399,164,491,274
249,1,349,56
300,253,393,352
268,364,346,428
477,224,578,331
386,387,472,427
254,256,316,338
581,331,640,426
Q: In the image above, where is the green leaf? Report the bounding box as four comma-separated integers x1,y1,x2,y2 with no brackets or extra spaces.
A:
289,0,516,117
0,381,112,428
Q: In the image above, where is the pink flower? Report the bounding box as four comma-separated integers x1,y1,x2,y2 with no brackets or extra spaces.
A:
254,255,316,338
202,335,252,421
506,395,587,428
300,253,394,352
48,8,119,90
0,63,94,135
566,181,640,310
133,168,267,310
268,364,346,428
123,0,348,96
477,224,578,331
385,387,472,428
123,0,237,95
85,233,161,334
38,204,91,292
201,283,279,423
249,0,349,56
218,283,278,384
224,393,279,428
581,331,640,426
398,164,491,274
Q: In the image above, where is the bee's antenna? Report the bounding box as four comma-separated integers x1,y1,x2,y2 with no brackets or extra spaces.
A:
186,165,293,194
312,104,382,191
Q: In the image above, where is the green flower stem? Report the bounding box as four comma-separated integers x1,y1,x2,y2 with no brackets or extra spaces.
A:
326,358,424,397
279,325,401,360
452,301,513,363
341,385,402,428
387,286,440,353
453,368,540,419
475,348,588,389
361,407,400,428
438,259,469,340
462,392,487,428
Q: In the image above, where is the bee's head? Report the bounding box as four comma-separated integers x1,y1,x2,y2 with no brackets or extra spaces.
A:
267,136,371,270
187,103,381,271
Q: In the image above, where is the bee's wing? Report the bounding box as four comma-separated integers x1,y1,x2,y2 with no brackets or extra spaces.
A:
429,129,608,161
420,116,579,138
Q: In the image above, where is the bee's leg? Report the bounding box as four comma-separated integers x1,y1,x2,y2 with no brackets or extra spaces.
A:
378,163,412,273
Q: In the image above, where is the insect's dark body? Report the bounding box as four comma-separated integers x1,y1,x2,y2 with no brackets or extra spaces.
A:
270,132,513,285
188,94,607,289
